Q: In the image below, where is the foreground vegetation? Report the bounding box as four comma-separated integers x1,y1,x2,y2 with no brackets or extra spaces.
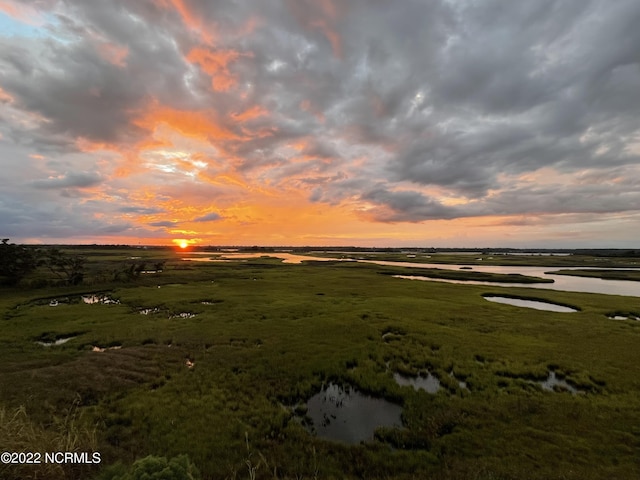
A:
1,247,640,479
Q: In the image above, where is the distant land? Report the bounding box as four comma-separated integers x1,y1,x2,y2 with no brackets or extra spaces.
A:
17,244,640,257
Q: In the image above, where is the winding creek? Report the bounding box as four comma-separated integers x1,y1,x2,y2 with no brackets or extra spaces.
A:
184,253,640,297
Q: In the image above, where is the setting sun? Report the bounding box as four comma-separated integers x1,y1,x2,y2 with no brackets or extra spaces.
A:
2,0,639,251
173,239,190,249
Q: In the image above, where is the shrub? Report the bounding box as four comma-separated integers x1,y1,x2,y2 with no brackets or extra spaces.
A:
100,454,201,480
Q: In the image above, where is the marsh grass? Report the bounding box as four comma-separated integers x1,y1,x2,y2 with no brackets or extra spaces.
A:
379,267,554,283
0,399,98,480
1,249,640,478
548,269,640,282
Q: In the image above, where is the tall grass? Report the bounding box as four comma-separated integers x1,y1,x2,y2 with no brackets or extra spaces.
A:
0,397,98,480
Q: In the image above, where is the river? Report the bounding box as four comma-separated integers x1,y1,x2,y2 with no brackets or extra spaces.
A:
183,253,640,298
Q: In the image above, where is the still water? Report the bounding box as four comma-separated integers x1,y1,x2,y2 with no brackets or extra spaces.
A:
36,336,76,347
364,260,640,297
305,383,402,444
483,295,578,313
540,371,579,393
184,253,640,297
393,372,441,393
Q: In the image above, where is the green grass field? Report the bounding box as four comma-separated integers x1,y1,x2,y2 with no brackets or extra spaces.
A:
2,248,640,479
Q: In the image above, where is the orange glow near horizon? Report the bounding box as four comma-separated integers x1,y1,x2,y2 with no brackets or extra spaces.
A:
173,239,193,249
62,211,541,248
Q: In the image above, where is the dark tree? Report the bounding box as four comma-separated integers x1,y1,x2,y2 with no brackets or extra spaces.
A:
0,239,38,286
44,248,85,285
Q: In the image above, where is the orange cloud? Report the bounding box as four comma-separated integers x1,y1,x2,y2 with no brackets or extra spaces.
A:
236,16,261,37
105,166,518,247
187,47,250,92
284,0,345,58
135,101,239,143
232,105,268,123
312,19,341,58
75,137,124,154
155,0,215,44
0,86,13,103
0,1,18,16
197,169,247,190
300,100,325,122
96,42,129,67
0,0,43,24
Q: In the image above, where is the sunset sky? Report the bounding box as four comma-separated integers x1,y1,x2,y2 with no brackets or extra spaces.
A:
1,0,639,247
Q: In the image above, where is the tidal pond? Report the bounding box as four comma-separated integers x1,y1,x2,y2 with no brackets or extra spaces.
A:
305,383,402,444
393,372,441,393
483,295,578,313
82,294,119,304
36,335,76,347
608,314,640,321
139,307,162,315
540,371,579,394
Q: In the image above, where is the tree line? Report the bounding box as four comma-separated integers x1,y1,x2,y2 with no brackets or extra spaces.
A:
0,239,164,287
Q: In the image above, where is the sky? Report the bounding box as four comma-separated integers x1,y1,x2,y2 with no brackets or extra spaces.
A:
1,0,639,248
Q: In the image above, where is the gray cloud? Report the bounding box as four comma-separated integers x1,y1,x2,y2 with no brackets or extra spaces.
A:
119,206,165,214
1,0,639,245
0,191,138,241
148,221,179,228
361,187,457,222
30,171,102,189
193,212,222,222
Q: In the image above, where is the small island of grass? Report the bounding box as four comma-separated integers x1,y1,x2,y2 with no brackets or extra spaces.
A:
546,269,640,282
379,267,554,284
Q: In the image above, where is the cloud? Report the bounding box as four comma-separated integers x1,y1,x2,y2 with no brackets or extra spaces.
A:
1,0,640,246
361,187,457,222
119,206,165,214
30,171,102,189
148,221,179,228
193,212,222,222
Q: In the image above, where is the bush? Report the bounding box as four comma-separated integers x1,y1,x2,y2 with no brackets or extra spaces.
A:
100,455,201,480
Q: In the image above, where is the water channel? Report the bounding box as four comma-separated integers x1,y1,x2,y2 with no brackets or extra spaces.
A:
184,253,640,297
